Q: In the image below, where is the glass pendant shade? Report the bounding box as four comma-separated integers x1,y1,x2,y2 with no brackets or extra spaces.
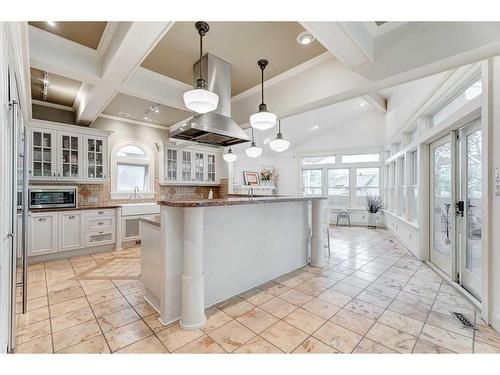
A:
183,88,219,114
250,110,277,130
223,147,237,162
246,143,262,158
269,135,290,152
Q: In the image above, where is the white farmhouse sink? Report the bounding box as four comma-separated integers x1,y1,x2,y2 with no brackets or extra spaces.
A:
121,203,160,217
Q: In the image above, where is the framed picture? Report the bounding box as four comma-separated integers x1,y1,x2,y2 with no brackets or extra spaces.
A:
243,171,260,186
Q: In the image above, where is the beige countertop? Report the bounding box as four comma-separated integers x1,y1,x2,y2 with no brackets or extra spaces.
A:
157,196,327,208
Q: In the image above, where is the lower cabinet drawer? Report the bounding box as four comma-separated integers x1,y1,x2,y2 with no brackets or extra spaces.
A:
86,230,115,247
86,216,115,231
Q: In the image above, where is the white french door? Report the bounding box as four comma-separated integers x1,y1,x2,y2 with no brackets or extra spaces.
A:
457,120,482,300
429,119,483,301
430,135,454,276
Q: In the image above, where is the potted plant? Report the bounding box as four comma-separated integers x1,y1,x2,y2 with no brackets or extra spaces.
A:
366,196,383,228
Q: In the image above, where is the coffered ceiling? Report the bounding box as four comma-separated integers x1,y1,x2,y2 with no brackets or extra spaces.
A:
30,67,82,107
102,93,191,127
141,21,326,96
28,21,107,49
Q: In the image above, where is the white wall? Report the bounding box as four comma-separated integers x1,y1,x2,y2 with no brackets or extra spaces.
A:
92,117,169,177
488,57,500,330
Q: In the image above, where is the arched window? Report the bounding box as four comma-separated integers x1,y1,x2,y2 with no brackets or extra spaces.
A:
111,139,155,199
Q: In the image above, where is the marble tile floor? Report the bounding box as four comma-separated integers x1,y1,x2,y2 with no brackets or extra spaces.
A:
13,227,500,354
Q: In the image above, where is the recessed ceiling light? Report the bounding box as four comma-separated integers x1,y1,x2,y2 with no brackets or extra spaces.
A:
311,125,319,130
263,138,270,144
360,101,366,107
144,116,148,120
297,31,315,45
118,112,130,117
47,21,56,27
155,109,159,113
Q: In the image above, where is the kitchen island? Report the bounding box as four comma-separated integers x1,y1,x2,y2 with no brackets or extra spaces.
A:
140,196,327,330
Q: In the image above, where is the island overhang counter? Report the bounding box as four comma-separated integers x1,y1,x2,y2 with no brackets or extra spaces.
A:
140,196,327,330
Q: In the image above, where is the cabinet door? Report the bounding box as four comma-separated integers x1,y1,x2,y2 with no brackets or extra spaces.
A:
206,153,216,183
30,128,56,180
194,152,205,182
166,148,178,182
58,132,82,181
85,136,107,181
28,212,58,256
59,211,84,251
181,150,192,182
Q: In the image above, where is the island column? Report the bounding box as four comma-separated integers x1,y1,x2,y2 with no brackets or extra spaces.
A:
180,207,207,330
310,199,326,267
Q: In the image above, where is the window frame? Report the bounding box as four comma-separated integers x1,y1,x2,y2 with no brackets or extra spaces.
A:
110,139,155,200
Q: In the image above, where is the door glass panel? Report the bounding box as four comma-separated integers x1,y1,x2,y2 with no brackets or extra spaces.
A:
302,169,323,196
433,142,452,260
465,130,482,279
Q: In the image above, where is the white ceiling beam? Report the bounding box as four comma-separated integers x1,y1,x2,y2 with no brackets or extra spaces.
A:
362,93,387,114
75,22,174,124
300,22,373,69
28,25,101,85
120,67,190,111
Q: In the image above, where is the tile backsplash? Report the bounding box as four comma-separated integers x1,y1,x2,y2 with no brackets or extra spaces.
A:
32,180,221,207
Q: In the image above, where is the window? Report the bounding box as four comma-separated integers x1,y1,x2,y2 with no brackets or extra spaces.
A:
355,168,380,206
302,155,335,165
111,140,155,199
328,169,350,207
409,150,419,223
397,156,406,216
341,153,380,164
432,78,482,126
302,169,323,196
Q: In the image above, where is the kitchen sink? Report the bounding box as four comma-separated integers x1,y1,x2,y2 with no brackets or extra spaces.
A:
121,203,160,217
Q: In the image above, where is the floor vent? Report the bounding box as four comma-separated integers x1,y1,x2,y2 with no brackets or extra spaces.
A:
451,312,476,329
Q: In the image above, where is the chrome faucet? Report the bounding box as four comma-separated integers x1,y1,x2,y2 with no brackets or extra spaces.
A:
129,186,143,200
247,187,254,199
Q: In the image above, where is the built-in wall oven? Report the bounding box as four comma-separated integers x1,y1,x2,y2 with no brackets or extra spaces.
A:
28,186,78,209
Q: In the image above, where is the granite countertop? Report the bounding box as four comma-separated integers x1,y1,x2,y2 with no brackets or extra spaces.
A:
139,215,161,227
30,205,122,213
157,196,327,208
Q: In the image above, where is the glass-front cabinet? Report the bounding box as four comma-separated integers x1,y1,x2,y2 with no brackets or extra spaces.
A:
30,128,56,180
28,123,110,183
158,140,221,185
84,135,107,181
58,132,82,180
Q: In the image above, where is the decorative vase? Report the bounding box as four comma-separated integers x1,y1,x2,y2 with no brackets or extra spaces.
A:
368,212,377,228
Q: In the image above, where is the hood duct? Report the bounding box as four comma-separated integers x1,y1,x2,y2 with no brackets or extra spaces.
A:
170,53,251,146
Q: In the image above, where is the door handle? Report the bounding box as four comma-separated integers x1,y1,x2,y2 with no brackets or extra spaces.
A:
38,217,46,222
68,215,75,219
456,201,465,217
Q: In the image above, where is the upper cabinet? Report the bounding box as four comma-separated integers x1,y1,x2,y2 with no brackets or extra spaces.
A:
28,121,111,183
157,140,222,185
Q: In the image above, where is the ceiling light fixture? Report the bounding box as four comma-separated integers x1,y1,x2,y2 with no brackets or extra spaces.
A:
297,31,315,45
183,21,219,114
47,21,56,27
223,146,237,163
360,101,366,107
249,59,276,131
246,128,262,158
269,119,290,152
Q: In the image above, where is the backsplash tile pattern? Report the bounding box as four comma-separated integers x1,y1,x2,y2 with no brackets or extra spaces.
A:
32,180,220,207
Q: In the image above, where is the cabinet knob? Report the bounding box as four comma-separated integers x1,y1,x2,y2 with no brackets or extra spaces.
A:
38,218,46,222
68,215,75,219
98,211,104,214
98,221,104,225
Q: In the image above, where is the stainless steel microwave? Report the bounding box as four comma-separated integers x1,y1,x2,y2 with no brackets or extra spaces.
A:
28,186,78,209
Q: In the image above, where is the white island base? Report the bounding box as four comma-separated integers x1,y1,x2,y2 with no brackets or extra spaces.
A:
140,197,326,330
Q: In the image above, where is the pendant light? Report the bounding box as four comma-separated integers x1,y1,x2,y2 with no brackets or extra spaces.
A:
223,146,237,163
183,21,219,114
269,119,290,152
246,128,262,158
249,59,277,130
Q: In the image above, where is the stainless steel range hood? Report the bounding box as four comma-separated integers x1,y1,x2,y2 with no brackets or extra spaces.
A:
170,53,251,146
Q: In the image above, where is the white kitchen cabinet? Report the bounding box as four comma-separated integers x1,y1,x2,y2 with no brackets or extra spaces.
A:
28,120,110,183
157,140,223,185
57,132,83,181
29,128,57,180
84,135,108,182
59,211,84,251
28,212,58,256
